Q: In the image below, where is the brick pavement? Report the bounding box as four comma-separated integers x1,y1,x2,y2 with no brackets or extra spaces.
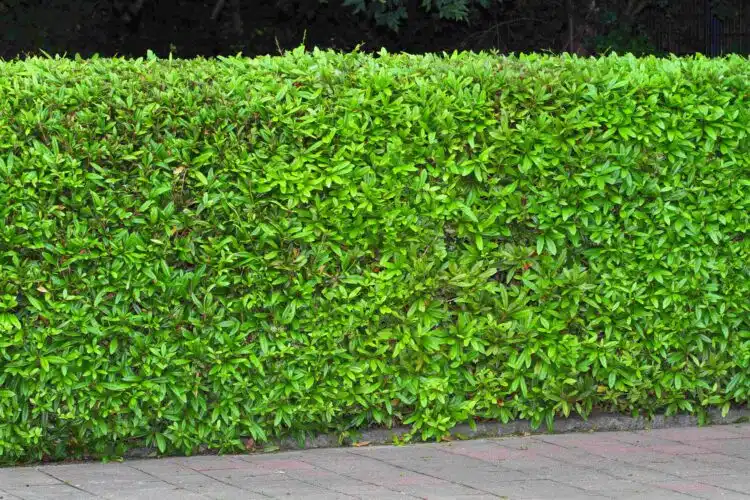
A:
1,423,749,499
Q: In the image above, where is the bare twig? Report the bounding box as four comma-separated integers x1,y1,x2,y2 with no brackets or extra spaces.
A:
632,0,650,17
487,16,543,28
121,0,146,23
231,0,243,36
462,17,543,47
624,0,650,22
567,0,575,52
211,0,226,20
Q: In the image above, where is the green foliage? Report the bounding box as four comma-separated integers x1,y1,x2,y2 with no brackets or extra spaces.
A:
0,49,749,463
594,10,657,56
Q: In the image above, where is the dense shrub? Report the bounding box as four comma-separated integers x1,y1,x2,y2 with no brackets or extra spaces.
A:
0,50,748,463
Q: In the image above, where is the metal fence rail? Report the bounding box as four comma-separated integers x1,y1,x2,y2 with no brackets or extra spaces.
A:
640,0,748,55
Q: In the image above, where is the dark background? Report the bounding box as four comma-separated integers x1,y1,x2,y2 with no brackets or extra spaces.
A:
1,0,748,59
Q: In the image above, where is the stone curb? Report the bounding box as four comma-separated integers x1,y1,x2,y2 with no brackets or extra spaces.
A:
120,406,750,458
268,406,750,452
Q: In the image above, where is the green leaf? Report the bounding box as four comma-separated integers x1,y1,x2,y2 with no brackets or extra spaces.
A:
193,170,209,185
155,434,167,453
460,204,478,223
545,237,557,255
281,302,296,324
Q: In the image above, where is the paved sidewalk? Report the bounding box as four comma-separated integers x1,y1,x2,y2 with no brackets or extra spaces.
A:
1,424,749,499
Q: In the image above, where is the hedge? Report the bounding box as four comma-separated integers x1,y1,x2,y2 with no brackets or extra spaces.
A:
0,49,748,463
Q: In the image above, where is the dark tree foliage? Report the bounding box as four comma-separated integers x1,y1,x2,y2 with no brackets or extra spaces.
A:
0,0,746,58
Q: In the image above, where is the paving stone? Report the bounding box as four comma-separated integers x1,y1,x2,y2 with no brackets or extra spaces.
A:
568,440,679,464
40,462,155,483
569,476,653,495
690,474,750,496
125,459,258,497
640,426,743,442
127,458,201,478
609,491,695,500
179,482,266,500
726,425,750,437
2,424,749,499
0,468,61,488
611,433,686,445
527,463,618,483
385,472,484,497
102,485,210,499
146,471,239,489
178,455,262,472
235,451,309,465
91,481,208,499
500,437,565,452
338,493,414,500
651,479,748,498
238,457,316,474
611,434,715,457
567,430,644,442
434,496,501,500
349,443,452,462
638,455,741,478
447,442,580,479
356,447,528,494
690,437,750,458
437,440,517,463
481,478,597,498
295,451,477,496
535,432,625,448
294,450,410,477
346,488,416,498
299,495,362,500
2,484,95,499
412,462,528,485
603,450,679,466
604,462,693,484
199,467,282,486
682,452,750,474
350,443,527,482
285,468,417,498
227,474,345,498
504,460,576,478
518,440,611,467
194,468,341,497
38,462,163,496
493,436,537,450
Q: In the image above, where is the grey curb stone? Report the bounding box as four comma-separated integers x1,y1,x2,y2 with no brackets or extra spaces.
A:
123,406,750,459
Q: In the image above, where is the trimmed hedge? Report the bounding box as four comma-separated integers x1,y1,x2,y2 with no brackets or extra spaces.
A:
0,49,749,463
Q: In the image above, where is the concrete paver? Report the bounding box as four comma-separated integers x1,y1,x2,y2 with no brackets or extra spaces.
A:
1,484,94,499
0,468,62,488
0,424,749,499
